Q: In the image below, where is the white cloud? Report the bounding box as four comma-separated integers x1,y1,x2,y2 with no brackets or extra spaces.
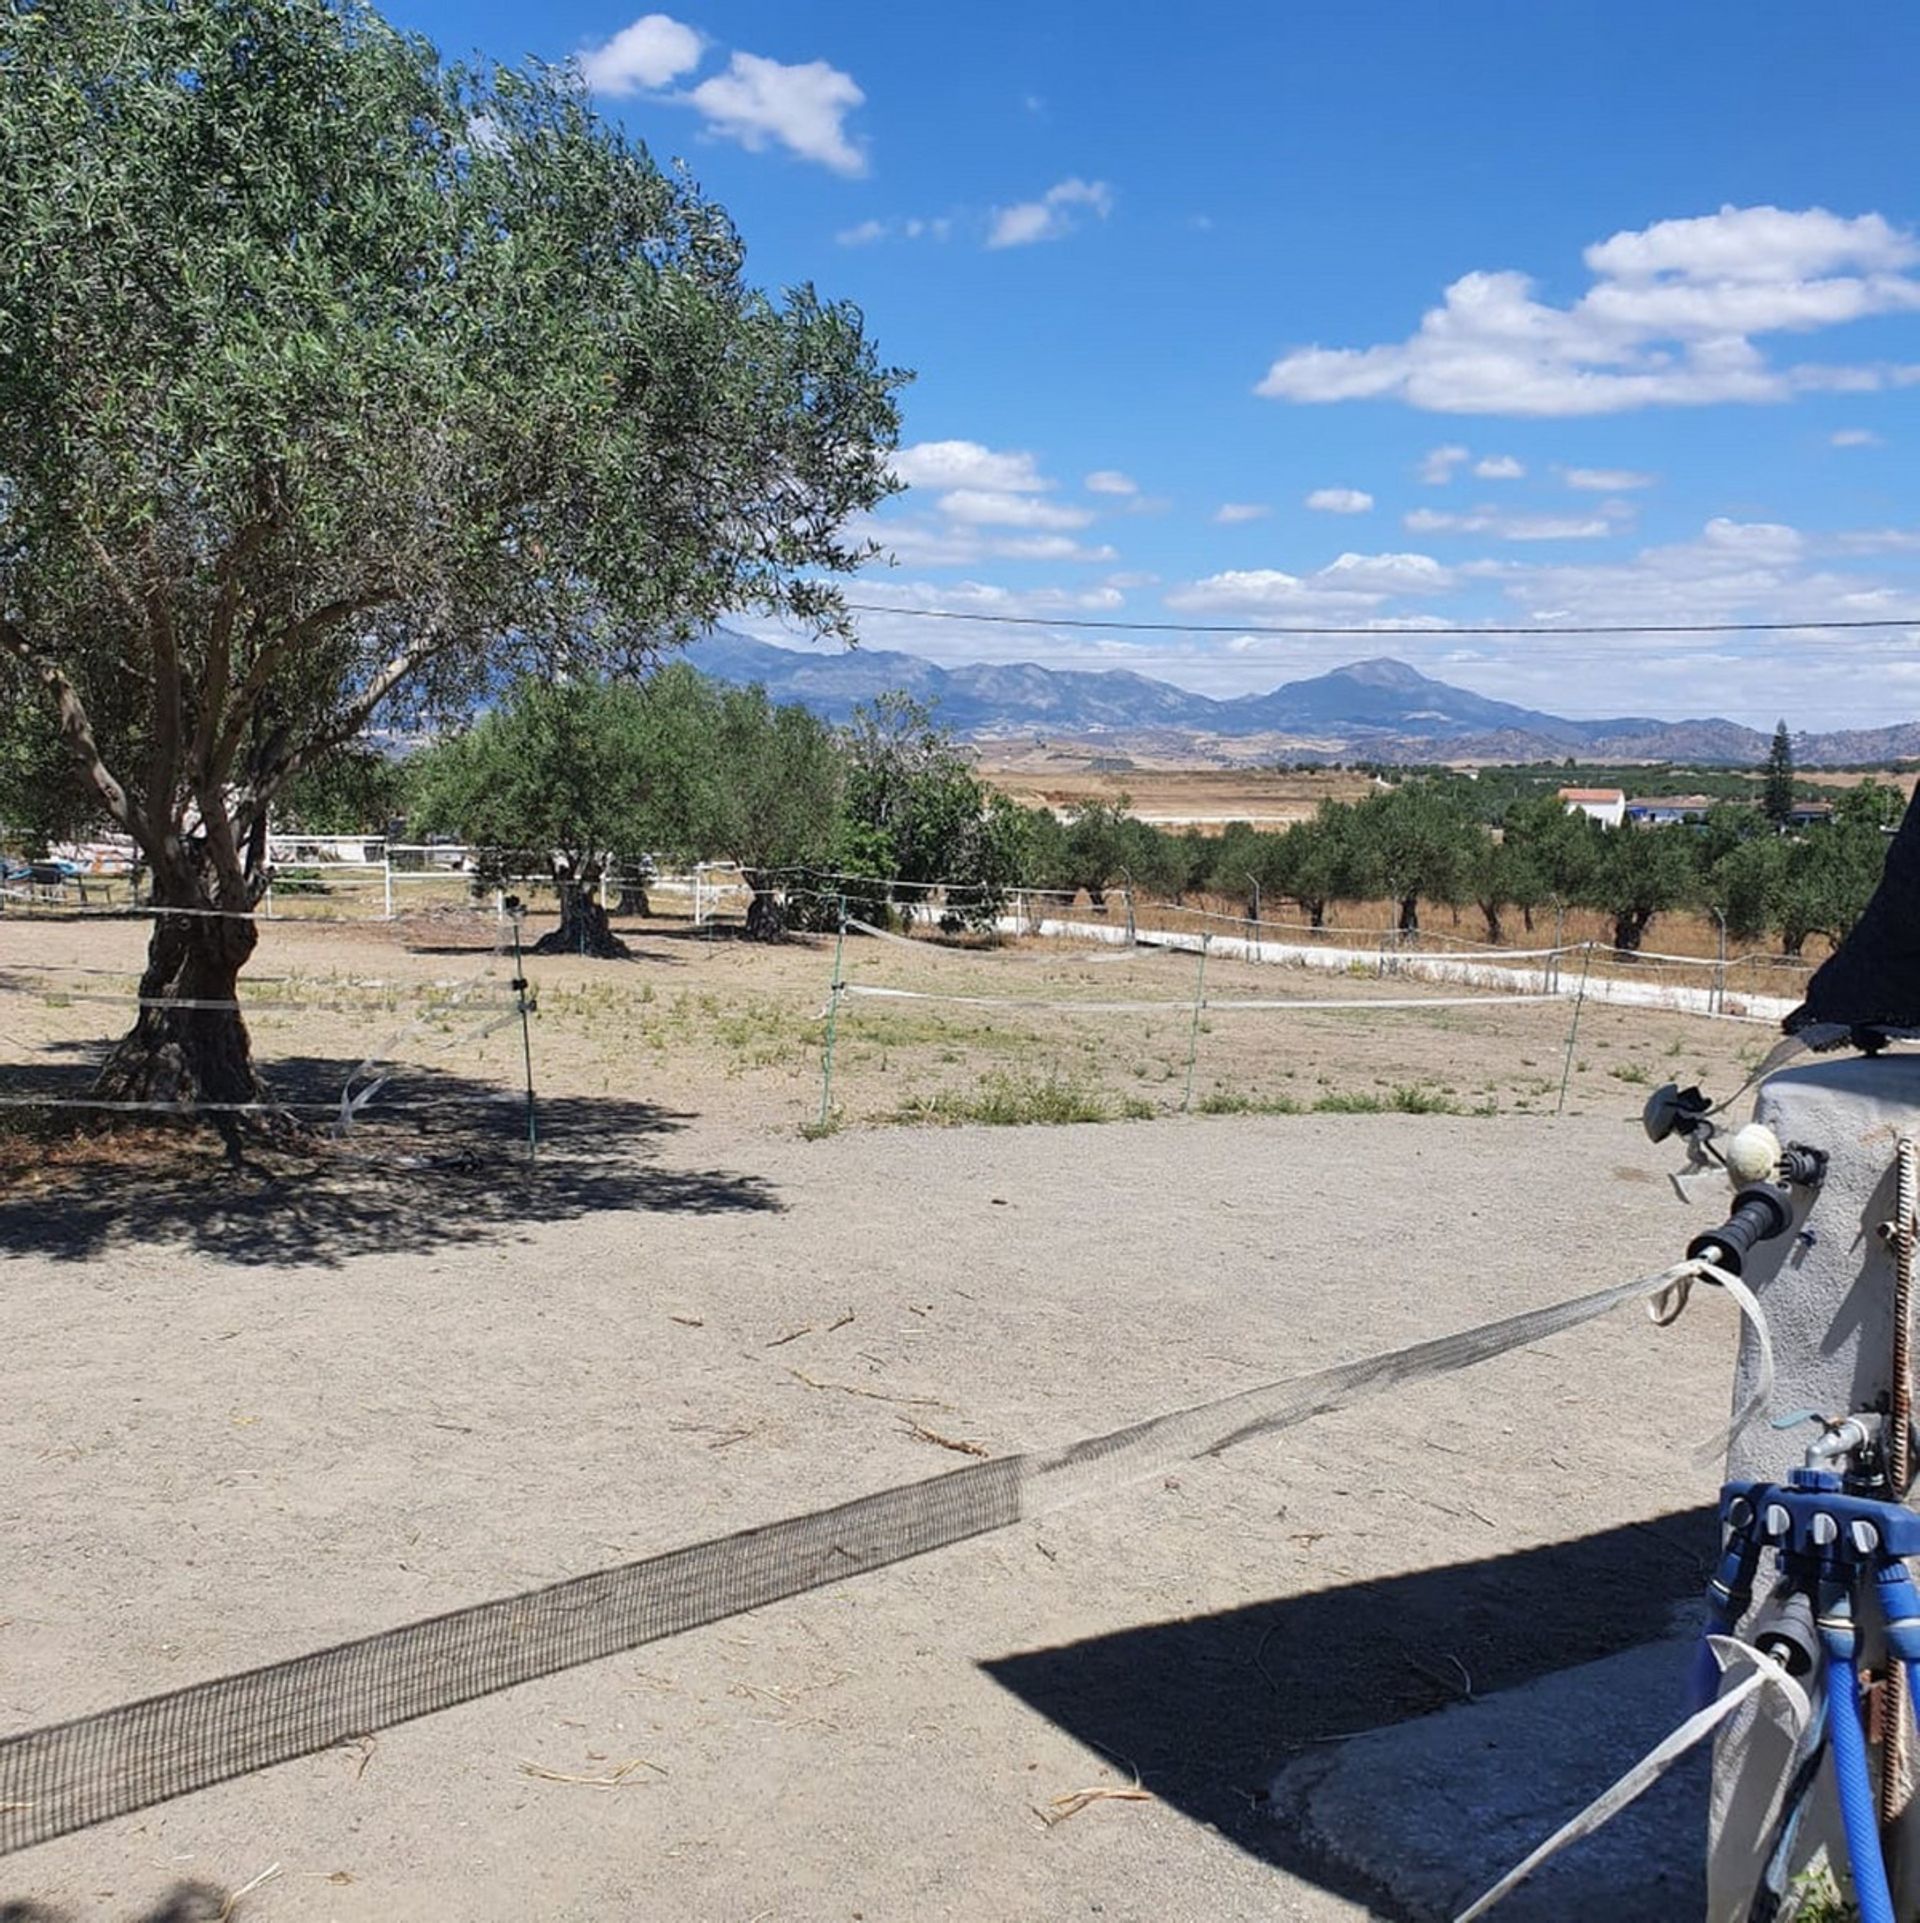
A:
848,514,1114,569
986,177,1113,249
937,489,1094,530
1213,502,1271,524
868,437,1121,565
1305,487,1374,514
1563,466,1656,490
1084,470,1138,495
1473,454,1525,479
836,215,952,247
1583,205,1916,282
993,534,1118,562
578,13,705,93
1257,204,1920,415
1834,526,1920,554
1167,551,1455,614
1404,506,1624,541
1419,444,1471,484
687,52,867,175
1831,427,1883,447
1317,551,1457,594
890,441,1048,492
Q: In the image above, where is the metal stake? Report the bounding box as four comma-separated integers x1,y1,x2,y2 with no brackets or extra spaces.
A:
817,898,847,1130
506,897,537,1161
1555,940,1594,1117
1181,935,1210,1112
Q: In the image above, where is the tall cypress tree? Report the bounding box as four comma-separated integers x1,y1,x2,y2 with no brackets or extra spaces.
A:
1763,721,1796,827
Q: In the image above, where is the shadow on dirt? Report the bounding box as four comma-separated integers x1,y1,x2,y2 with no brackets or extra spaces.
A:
982,1504,1716,1920
2,1884,239,1923
0,1052,781,1267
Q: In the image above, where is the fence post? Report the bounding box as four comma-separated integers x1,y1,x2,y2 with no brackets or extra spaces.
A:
817,898,847,1130
507,898,537,1162
383,844,393,921
1181,934,1211,1113
1555,940,1595,1117
1123,886,1136,948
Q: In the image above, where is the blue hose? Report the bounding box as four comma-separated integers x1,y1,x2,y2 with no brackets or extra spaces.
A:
1822,1636,1896,1923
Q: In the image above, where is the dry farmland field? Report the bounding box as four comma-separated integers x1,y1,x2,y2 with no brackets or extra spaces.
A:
976,757,1374,827
0,896,1775,1920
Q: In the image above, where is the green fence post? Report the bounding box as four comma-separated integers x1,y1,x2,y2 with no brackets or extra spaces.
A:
817,898,847,1130
1556,940,1594,1117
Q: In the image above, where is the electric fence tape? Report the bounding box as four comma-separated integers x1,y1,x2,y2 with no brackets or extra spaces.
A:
1,1258,1715,1857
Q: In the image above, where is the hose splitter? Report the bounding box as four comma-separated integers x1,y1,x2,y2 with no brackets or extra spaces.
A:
1702,1428,1919,1923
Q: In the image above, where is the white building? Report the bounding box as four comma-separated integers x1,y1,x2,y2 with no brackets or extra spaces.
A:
1557,786,1626,829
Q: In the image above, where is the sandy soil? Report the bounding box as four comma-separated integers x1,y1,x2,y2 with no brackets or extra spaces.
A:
976,762,1374,827
0,905,1764,1920
0,902,1766,1142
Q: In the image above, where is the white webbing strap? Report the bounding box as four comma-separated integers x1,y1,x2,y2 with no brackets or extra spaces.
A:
1644,1258,1777,1464
1454,1638,1810,1921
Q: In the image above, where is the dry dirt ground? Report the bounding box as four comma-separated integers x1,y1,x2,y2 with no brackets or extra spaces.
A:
0,903,1768,1920
976,760,1374,827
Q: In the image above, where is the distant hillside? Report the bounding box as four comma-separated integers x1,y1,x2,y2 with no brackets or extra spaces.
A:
678,629,1920,767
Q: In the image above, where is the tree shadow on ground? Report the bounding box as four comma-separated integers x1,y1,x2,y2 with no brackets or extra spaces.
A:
0,1051,781,1267
2,1883,235,1922
392,932,692,964
983,1505,1716,1921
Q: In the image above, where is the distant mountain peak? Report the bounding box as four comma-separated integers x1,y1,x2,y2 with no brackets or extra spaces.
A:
1327,657,1430,690
675,626,1917,768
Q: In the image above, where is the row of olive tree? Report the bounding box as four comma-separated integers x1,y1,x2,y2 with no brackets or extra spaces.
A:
402,681,1898,963
1184,782,1900,957
402,676,1027,951
980,778,1895,958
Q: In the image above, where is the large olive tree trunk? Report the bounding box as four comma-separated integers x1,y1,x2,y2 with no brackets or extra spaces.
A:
531,872,630,958
743,871,788,941
93,895,266,1151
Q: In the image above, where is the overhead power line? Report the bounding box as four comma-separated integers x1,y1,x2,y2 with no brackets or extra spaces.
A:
841,602,1920,639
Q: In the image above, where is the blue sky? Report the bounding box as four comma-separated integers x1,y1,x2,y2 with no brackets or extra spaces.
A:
396,0,1920,730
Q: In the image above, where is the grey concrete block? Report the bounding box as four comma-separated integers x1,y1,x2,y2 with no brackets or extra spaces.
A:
1270,1632,1704,1921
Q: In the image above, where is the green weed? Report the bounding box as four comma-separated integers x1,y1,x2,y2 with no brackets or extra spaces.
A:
1197,1090,1303,1116
892,1072,1113,1127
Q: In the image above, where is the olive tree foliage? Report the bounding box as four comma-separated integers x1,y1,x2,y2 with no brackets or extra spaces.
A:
696,679,845,939
1584,823,1698,954
1274,805,1361,929
0,0,904,1114
406,676,690,956
1499,796,1602,932
275,745,407,836
828,694,1028,933
1347,782,1477,936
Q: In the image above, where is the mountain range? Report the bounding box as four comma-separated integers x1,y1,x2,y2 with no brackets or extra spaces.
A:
681,629,1920,767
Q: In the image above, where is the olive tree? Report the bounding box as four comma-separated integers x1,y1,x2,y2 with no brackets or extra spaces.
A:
0,0,903,1124
1584,823,1698,954
1274,805,1361,930
405,676,675,957
698,678,845,940
833,694,1025,932
1348,782,1477,937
